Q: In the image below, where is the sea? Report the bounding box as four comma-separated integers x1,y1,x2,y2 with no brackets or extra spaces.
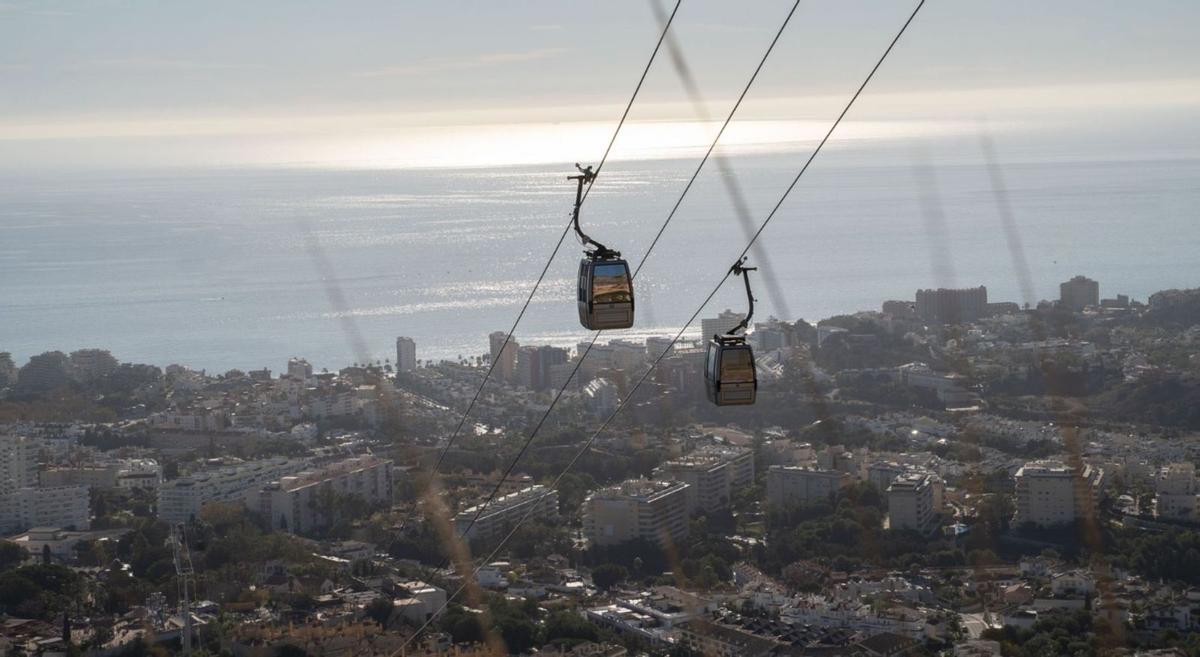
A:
3,142,1199,373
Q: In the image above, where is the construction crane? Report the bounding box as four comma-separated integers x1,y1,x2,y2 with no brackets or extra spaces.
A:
170,524,195,657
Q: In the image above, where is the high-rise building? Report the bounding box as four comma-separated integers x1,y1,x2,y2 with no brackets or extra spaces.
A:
0,353,16,389
515,345,541,389
867,461,908,492
1014,460,1104,527
1156,463,1198,520
69,349,118,383
583,479,690,548
751,319,790,351
701,309,747,340
766,466,853,509
454,485,558,543
1059,275,1100,311
287,357,313,381
15,351,71,395
887,472,936,533
489,332,518,382
0,435,39,496
536,345,569,391
696,445,755,489
654,456,730,515
914,286,988,324
395,336,417,372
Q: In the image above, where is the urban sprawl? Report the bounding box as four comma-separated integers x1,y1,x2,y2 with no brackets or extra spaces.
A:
2,275,1200,657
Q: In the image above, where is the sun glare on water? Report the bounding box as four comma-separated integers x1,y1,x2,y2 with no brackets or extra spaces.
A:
309,118,970,170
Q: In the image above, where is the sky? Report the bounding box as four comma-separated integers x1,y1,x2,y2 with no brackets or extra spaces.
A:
2,0,1200,169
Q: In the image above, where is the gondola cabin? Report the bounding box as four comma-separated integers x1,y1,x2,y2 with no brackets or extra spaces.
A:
705,334,757,405
578,257,634,330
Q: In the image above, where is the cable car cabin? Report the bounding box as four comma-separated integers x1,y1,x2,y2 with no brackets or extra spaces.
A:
578,257,634,330
705,334,757,406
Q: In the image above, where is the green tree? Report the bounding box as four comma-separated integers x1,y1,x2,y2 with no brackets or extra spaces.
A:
0,541,29,571
544,610,599,644
364,597,393,628
590,564,628,591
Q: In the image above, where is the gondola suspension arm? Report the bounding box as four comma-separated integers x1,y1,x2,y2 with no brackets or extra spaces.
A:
569,163,619,258
728,257,757,335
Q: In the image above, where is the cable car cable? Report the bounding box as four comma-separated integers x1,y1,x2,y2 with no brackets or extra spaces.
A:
395,0,681,534
450,0,803,549
398,2,926,648
630,0,800,281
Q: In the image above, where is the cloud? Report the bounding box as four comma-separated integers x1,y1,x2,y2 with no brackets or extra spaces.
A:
528,24,563,32
63,57,261,73
352,47,566,79
0,1,76,16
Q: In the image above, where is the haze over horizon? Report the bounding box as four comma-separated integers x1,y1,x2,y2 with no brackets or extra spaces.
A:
3,0,1200,170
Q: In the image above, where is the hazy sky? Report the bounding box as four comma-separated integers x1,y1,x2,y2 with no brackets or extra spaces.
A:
3,0,1199,168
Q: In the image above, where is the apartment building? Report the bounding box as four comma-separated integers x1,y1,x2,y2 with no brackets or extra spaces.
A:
583,479,690,548
1014,460,1104,527
914,286,988,324
40,459,163,491
655,455,728,515
395,337,417,373
766,466,853,509
0,434,39,495
695,444,755,488
1,485,90,533
260,455,393,534
158,457,309,524
1156,463,1198,520
887,472,936,533
867,461,907,492
453,484,558,543
701,310,748,340
653,444,754,515
1060,275,1100,311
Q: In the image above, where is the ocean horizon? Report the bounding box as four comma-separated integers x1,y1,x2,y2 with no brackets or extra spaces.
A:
3,143,1199,373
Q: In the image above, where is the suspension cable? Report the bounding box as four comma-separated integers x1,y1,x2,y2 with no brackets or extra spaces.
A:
395,0,681,534
449,0,803,550
396,2,925,649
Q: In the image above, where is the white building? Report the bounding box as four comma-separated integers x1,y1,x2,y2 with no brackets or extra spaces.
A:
0,434,39,495
454,484,558,543
1156,463,1198,520
158,458,309,524
654,456,729,516
393,580,446,623
260,455,393,534
40,458,163,491
887,472,936,533
584,479,690,548
696,444,755,489
766,466,852,509
654,445,753,516
701,310,747,340
867,461,907,492
894,362,974,406
2,485,90,533
1014,460,1104,527
395,337,417,372
582,378,618,418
